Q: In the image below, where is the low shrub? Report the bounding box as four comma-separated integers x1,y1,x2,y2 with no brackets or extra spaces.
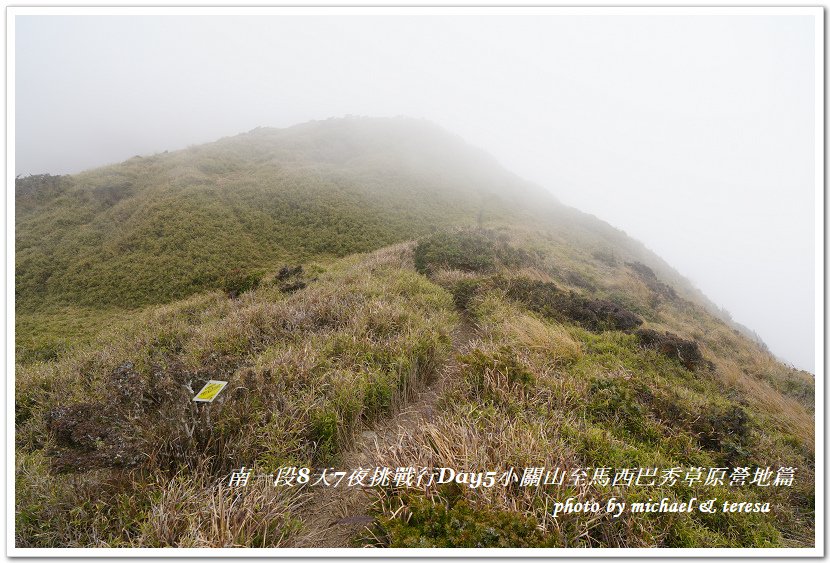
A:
498,276,642,332
414,229,533,276
635,328,704,370
691,404,754,464
450,278,481,310
372,495,555,548
221,268,265,298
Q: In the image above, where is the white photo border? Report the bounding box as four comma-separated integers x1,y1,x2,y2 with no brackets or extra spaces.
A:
5,5,824,558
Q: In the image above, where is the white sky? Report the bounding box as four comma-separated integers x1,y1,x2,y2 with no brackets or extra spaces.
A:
14,13,818,372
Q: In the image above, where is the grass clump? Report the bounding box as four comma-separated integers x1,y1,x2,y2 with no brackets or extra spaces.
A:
496,276,642,332
414,229,533,275
369,494,555,548
460,346,535,405
450,278,481,310
221,268,265,298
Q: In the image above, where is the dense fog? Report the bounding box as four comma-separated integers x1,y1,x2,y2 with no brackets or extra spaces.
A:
15,13,817,371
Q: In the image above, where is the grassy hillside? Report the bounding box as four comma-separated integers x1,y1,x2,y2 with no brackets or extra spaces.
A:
15,118,813,548
15,232,814,547
367,231,813,548
16,117,743,363
15,117,540,309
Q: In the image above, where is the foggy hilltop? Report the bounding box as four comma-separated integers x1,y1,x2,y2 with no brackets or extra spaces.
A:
15,117,791,357
16,15,817,374
15,116,815,548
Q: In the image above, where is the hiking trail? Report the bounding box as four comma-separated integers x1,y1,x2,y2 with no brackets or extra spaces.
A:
292,316,477,547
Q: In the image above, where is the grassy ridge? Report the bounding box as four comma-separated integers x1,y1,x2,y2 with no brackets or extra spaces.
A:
15,232,814,547
16,118,545,362
15,117,813,547
16,117,761,363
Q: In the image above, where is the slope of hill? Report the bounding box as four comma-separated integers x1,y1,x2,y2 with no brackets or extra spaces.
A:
15,118,544,308
15,232,814,548
14,118,814,548
16,117,738,363
15,118,549,361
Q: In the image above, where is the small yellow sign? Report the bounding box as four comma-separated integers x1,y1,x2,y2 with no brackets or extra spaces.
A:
193,380,228,402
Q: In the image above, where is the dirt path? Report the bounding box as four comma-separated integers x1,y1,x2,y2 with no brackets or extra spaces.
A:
291,317,477,548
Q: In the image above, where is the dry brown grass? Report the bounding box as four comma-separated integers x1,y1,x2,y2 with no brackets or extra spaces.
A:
141,467,307,547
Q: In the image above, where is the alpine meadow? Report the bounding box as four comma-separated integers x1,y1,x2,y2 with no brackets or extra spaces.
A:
15,117,815,548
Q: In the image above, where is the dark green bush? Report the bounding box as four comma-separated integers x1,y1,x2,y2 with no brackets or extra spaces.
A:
414,231,498,275
414,229,536,276
692,404,754,464
221,268,264,298
376,495,555,548
497,276,642,332
635,328,704,370
451,278,481,310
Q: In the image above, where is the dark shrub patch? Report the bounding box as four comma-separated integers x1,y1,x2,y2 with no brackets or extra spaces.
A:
414,231,498,274
107,361,146,404
692,405,753,464
276,265,303,281
627,261,678,300
574,298,643,331
565,270,596,291
643,390,752,462
47,403,110,451
414,230,533,276
493,242,535,270
635,328,704,370
45,403,142,473
500,277,560,314
627,261,657,280
280,280,307,293
274,264,314,293
221,268,264,298
374,495,555,547
499,277,641,332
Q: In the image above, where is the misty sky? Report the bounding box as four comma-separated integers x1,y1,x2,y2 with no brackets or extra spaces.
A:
14,12,818,372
